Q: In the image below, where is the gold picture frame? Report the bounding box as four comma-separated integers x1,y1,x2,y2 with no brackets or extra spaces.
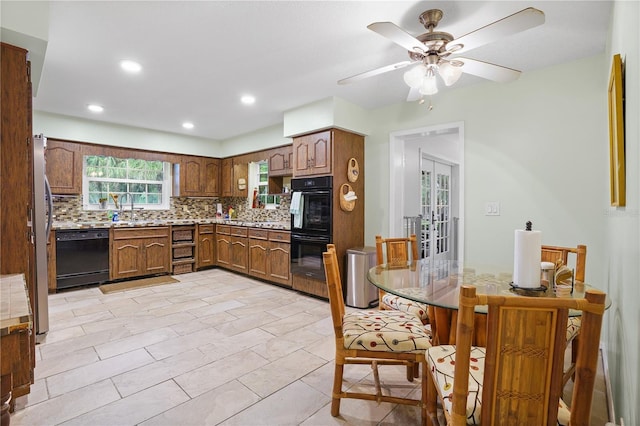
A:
608,53,625,206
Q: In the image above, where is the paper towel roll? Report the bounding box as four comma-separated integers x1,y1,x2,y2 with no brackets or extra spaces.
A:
513,229,542,288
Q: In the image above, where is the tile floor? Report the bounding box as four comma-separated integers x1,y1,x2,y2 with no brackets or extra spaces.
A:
11,269,609,425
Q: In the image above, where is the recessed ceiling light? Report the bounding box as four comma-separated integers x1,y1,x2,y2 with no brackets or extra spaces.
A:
241,95,256,105
120,60,142,73
87,104,104,113
182,122,194,129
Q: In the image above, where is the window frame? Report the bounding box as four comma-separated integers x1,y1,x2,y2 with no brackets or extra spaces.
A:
248,160,280,209
82,155,172,211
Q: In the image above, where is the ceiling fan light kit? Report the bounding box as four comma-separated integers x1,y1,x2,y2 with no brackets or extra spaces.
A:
339,7,545,101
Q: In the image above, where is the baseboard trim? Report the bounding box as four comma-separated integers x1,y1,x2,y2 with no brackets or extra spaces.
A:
600,343,616,423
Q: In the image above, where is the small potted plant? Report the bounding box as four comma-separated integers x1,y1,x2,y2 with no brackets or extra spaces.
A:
99,197,108,209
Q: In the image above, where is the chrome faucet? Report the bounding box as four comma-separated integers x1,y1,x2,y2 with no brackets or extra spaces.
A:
120,192,135,222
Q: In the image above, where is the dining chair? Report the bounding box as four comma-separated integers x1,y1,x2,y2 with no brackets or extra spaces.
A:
322,244,432,426
375,235,430,325
426,284,606,425
542,244,587,386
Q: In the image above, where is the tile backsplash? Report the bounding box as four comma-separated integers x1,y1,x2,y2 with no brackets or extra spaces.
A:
52,195,292,223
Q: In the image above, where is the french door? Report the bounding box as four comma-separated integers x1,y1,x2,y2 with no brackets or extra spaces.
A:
421,157,452,261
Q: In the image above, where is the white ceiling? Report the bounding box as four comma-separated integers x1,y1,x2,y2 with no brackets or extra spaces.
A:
32,1,612,141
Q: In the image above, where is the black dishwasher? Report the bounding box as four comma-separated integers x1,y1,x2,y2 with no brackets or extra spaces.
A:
56,229,110,289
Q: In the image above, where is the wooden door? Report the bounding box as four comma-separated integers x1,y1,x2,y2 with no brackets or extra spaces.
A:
197,225,216,268
268,241,291,286
309,132,331,175
268,146,293,177
232,161,248,197
230,236,248,273
202,158,220,196
181,157,202,196
216,234,231,267
293,137,312,176
293,130,332,176
143,237,170,275
46,140,82,194
248,238,268,279
220,158,233,197
112,239,143,279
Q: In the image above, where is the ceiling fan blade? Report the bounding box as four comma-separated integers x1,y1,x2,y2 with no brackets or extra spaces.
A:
338,60,413,85
367,22,425,53
448,7,545,55
407,87,421,102
456,57,521,82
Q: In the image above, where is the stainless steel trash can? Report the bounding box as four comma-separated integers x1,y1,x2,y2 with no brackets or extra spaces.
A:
345,246,379,308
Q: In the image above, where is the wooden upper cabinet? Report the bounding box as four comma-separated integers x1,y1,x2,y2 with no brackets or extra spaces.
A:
220,158,233,197
46,139,83,194
268,145,293,177
202,158,220,196
181,157,202,196
176,156,220,197
293,130,332,177
232,161,248,198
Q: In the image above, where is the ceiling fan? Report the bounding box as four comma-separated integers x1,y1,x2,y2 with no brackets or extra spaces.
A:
338,7,545,101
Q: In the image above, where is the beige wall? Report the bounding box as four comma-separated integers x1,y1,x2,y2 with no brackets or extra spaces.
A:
33,111,220,157
605,1,639,424
363,53,607,273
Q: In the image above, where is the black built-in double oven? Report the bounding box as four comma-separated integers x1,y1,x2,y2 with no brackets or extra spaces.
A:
290,176,332,281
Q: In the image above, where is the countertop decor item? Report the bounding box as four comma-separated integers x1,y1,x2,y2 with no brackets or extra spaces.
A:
608,53,625,206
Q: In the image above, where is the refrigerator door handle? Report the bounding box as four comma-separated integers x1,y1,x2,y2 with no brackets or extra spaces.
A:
45,175,53,237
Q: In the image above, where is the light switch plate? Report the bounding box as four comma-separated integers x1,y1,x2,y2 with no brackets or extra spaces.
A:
485,201,500,216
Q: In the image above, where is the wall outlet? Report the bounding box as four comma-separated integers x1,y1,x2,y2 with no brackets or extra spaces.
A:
485,201,500,216
204,205,209,212
182,206,188,212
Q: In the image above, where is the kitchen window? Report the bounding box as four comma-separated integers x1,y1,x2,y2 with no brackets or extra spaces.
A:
82,155,171,210
249,160,280,209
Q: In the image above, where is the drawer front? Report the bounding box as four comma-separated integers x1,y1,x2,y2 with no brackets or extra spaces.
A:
248,228,268,240
173,263,194,274
172,228,194,242
112,227,169,240
173,246,195,259
198,224,214,234
231,226,248,237
216,225,230,235
269,230,290,243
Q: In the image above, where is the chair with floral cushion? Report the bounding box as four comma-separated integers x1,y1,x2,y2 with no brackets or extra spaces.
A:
323,244,431,426
375,235,429,326
542,244,587,386
426,284,605,425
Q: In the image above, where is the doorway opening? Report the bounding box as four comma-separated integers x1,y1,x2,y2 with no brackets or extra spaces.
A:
388,122,464,262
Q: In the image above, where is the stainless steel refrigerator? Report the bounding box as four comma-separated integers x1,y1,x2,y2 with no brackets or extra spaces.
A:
33,134,52,338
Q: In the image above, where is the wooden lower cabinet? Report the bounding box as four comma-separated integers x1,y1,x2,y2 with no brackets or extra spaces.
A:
110,227,171,280
217,225,291,287
248,229,291,287
197,224,216,269
230,227,248,274
216,225,231,267
248,229,269,280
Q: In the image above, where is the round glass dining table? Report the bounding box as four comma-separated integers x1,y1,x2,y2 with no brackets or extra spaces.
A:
367,259,609,345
